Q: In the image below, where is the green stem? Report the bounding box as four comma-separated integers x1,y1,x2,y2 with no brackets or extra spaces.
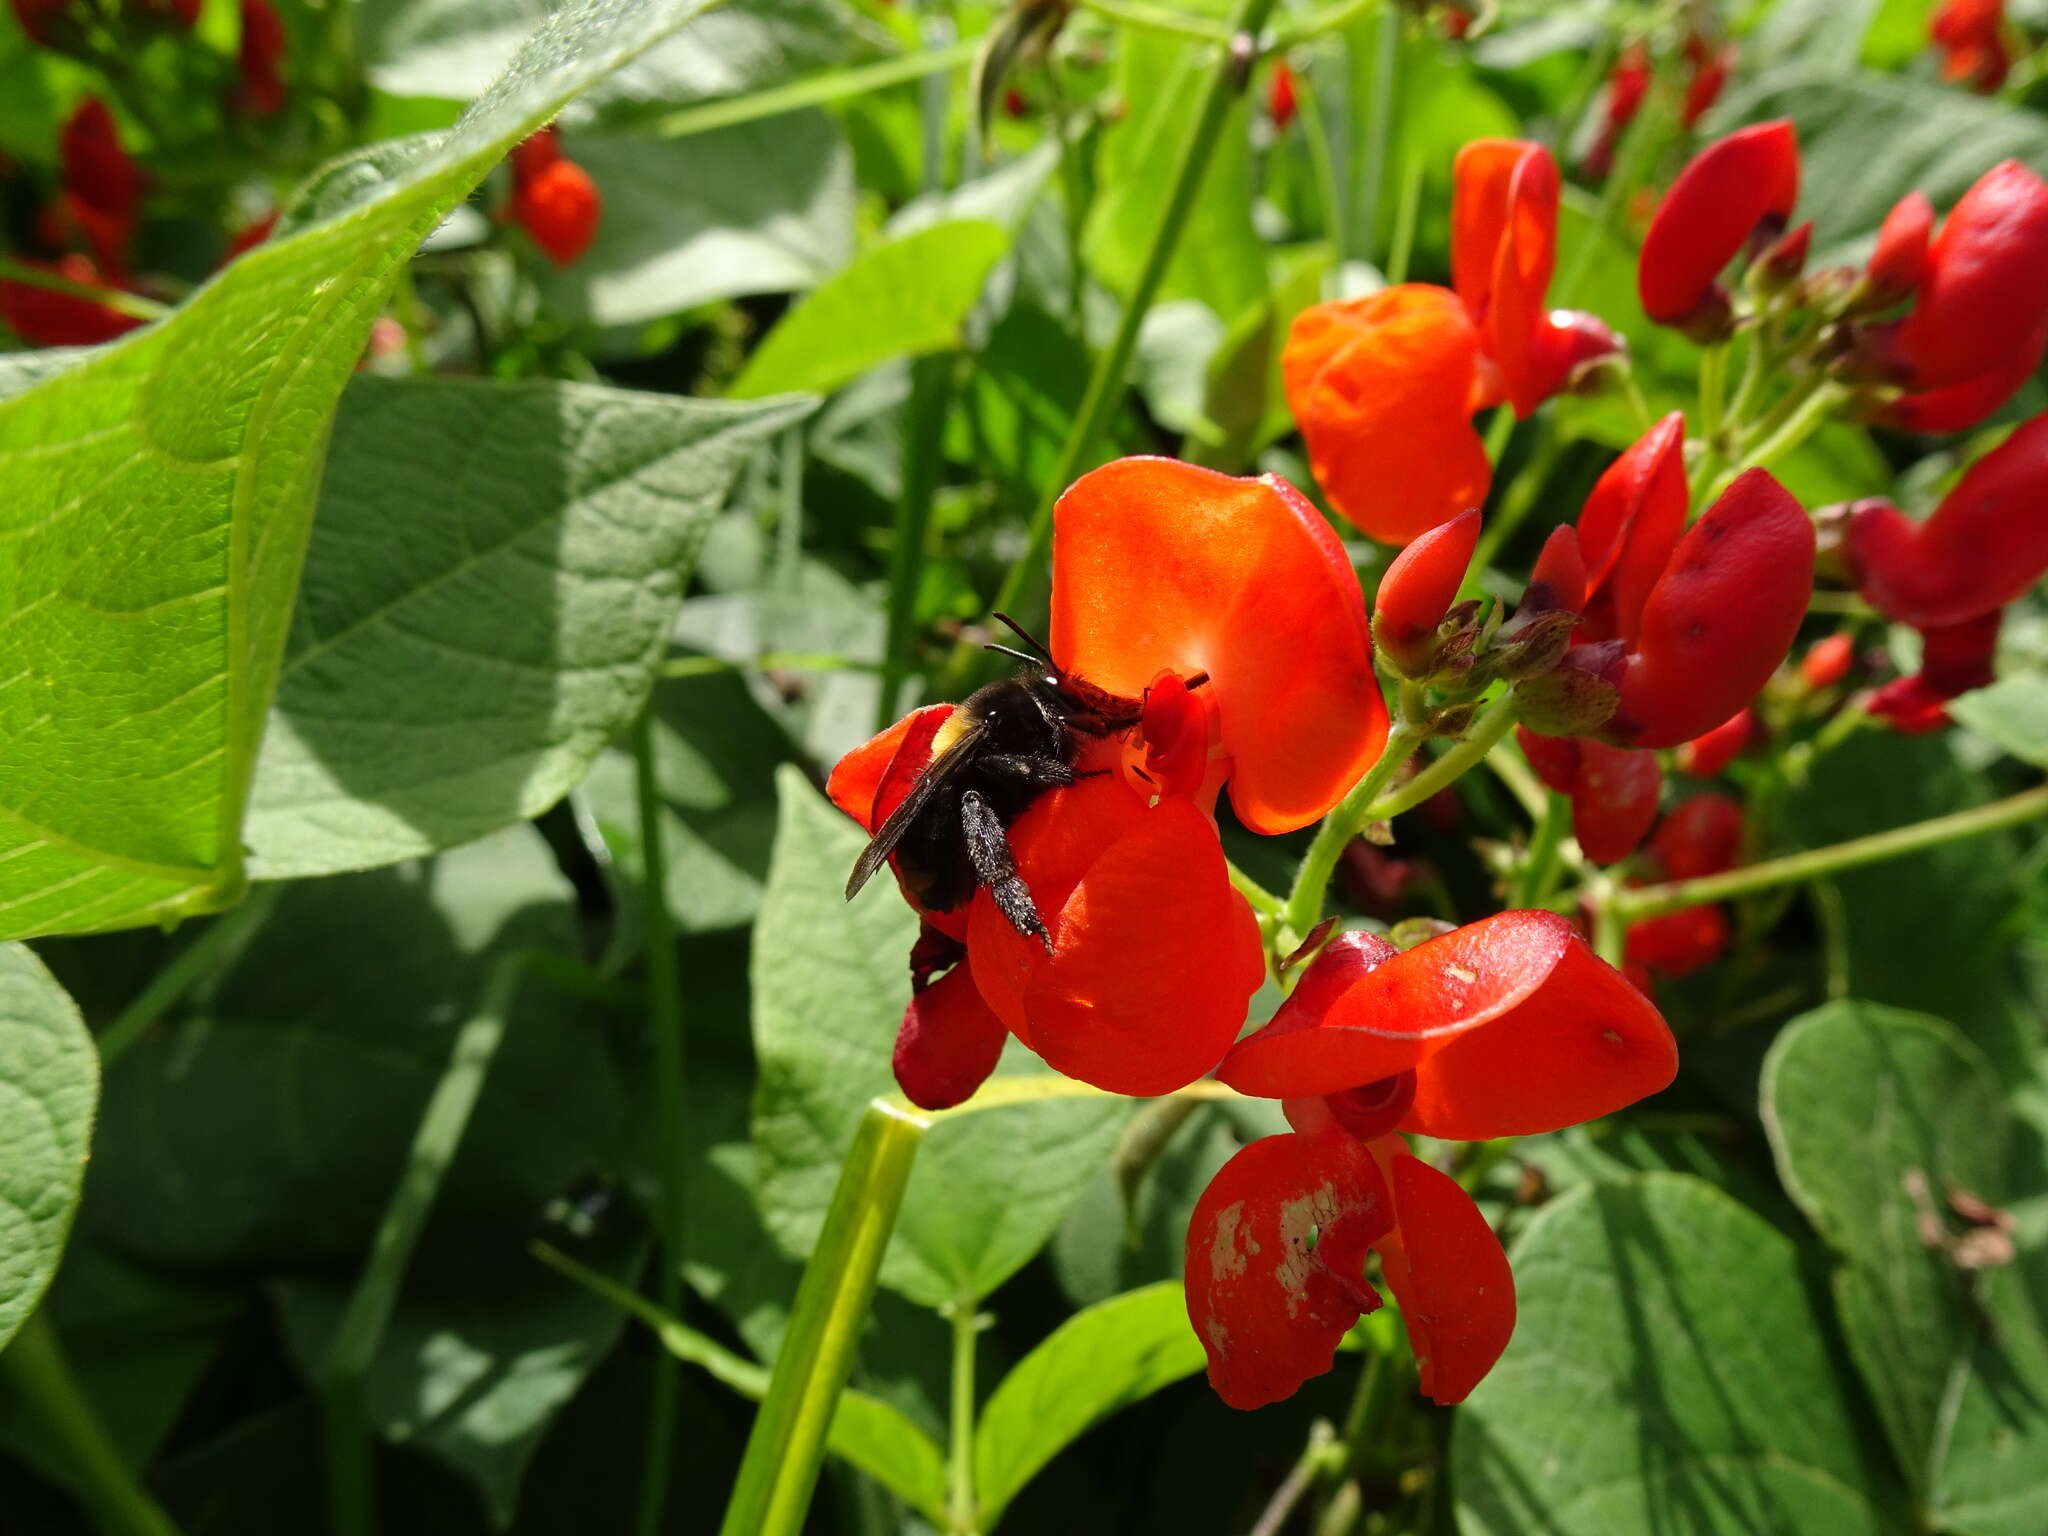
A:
1284,723,1425,941
321,953,526,1536
1723,323,1767,440
1613,357,1655,436
98,885,278,1067
938,0,1284,696
1227,860,1284,915
0,257,170,323
879,353,955,731
1274,0,1380,50
1355,2,1399,268
0,1312,183,1536
947,1303,981,1533
1705,381,1847,502
1616,783,2048,920
633,710,688,1536
1375,691,1520,819
1385,149,1423,285
776,423,805,590
1292,65,1346,264
651,39,979,139
1468,420,1556,586
1591,895,1627,966
1559,82,1670,307
663,651,881,679
718,1102,927,1536
1510,791,1569,909
1696,341,1728,448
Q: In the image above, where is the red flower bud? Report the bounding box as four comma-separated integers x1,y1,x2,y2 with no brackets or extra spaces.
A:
1800,633,1854,691
1887,161,2048,394
893,961,1008,1110
1674,706,1755,778
1931,0,2013,93
510,128,603,266
1638,121,1799,332
1867,192,1933,303
1569,741,1662,865
1374,507,1480,675
1516,724,1581,795
1682,42,1734,128
1625,905,1728,979
1848,414,2048,628
1866,609,2001,732
59,99,140,273
1647,793,1743,881
1614,470,1814,748
1524,524,1586,615
1576,412,1687,645
1268,60,1298,131
1882,317,2048,433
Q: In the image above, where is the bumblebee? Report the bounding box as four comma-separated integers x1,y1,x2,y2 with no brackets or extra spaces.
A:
844,617,1143,951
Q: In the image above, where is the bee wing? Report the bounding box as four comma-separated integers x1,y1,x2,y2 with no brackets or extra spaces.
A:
844,721,989,901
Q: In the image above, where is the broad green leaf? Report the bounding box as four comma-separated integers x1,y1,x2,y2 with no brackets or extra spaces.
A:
1784,731,2032,1073
974,1281,1208,1526
1951,607,2048,766
0,944,96,1351
1713,69,2048,261
1763,1001,2048,1533
729,219,1011,399
1455,1174,1904,1536
750,767,1126,1309
1749,0,1885,71
242,375,813,879
0,0,723,941
532,116,855,327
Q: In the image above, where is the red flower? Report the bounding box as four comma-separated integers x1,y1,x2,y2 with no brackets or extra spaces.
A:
1373,506,1479,676
1681,38,1734,128
1848,414,2048,629
830,458,1386,1106
1268,61,1298,131
509,127,602,266
1646,792,1742,880
1865,608,2002,733
58,99,141,275
1931,0,2013,93
10,0,75,47
1873,161,2048,425
1625,905,1727,979
1675,705,1755,777
1866,192,1934,305
0,253,143,346
1799,632,1855,691
1583,43,1649,179
1574,411,1686,647
1516,727,1662,865
1284,141,1616,544
1638,121,1799,335
232,0,288,116
1188,916,1675,1408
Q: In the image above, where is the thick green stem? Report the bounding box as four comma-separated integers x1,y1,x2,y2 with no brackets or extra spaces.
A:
718,1102,928,1536
1704,381,1847,502
1696,341,1728,448
1511,791,1569,909
947,1303,981,1533
633,710,689,1536
1616,784,2048,921
321,954,525,1536
0,1312,183,1536
1284,724,1425,941
879,354,955,731
98,885,278,1066
939,0,1283,695
1375,692,1520,820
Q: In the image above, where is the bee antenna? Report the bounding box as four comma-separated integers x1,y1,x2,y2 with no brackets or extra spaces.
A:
982,642,1047,670
990,611,1056,663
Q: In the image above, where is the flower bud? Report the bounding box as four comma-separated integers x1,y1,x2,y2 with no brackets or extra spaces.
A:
1647,794,1743,880
1569,742,1663,865
232,0,288,116
1639,121,1800,337
1865,192,1933,305
1374,507,1481,677
510,126,603,266
1577,413,1687,645
1268,61,1298,131
1674,706,1755,777
1799,632,1856,691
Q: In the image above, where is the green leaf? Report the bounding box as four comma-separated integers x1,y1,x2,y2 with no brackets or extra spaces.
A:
750,767,1126,1309
0,944,96,1351
1763,1001,2048,1533
730,219,1011,399
532,116,855,328
1714,69,2048,261
243,375,813,879
0,0,723,941
1950,606,2048,766
974,1281,1208,1525
1455,1174,1904,1536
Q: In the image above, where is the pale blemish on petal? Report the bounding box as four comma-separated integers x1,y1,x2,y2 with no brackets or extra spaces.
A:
1209,1200,1250,1284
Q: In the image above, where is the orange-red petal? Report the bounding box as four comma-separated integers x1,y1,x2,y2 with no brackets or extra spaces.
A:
1185,1130,1395,1410
1568,741,1662,866
1370,1144,1516,1405
1282,285,1493,546
967,784,1264,1094
1050,457,1386,832
893,962,1009,1110
1219,911,1575,1098
826,704,952,832
1575,412,1687,646
1402,934,1677,1140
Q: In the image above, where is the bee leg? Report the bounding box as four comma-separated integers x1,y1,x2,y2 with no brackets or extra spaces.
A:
978,752,1080,788
960,789,1052,954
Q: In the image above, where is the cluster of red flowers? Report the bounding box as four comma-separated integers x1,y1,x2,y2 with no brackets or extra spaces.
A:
830,111,2047,1413
507,126,603,267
